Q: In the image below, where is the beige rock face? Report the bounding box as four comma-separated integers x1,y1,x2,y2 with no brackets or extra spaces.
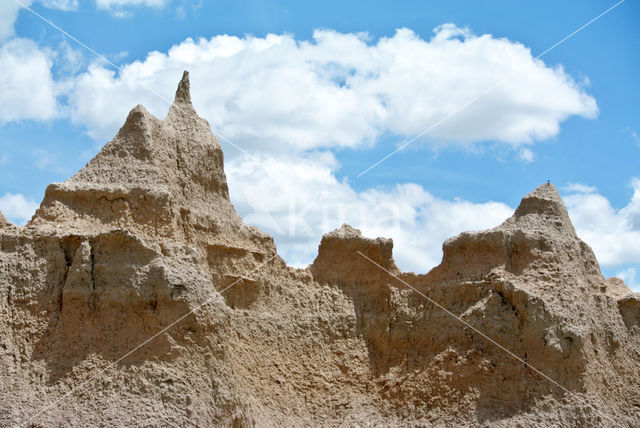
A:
1,72,639,427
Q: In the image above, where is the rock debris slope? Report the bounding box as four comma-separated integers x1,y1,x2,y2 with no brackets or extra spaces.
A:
1,72,639,427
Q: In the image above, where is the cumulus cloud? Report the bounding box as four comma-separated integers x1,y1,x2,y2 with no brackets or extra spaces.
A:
564,178,640,266
68,25,597,154
226,154,513,271
0,192,39,225
0,38,59,122
226,168,640,273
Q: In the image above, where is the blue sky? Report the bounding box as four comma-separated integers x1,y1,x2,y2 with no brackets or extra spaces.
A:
1,0,639,289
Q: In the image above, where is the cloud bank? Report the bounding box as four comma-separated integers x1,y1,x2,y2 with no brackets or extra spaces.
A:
226,153,513,270
67,25,597,153
228,165,640,276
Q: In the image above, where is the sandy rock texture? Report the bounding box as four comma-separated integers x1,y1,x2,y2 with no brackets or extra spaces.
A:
1,72,639,427
0,211,8,228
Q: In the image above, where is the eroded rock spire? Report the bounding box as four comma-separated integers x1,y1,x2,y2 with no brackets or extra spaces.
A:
28,71,271,254
167,70,199,123
174,70,192,105
513,182,577,236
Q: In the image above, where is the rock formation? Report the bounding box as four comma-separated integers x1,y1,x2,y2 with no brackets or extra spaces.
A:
0,72,639,427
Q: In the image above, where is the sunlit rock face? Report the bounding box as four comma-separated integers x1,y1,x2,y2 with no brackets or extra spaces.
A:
0,73,638,427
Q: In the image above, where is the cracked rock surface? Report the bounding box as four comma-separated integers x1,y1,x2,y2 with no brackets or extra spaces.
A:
1,72,639,427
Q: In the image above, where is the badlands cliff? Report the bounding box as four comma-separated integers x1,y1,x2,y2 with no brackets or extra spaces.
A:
1,72,639,427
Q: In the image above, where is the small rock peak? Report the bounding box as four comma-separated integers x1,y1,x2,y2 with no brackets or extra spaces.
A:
0,210,8,227
318,224,391,251
122,104,152,127
311,224,398,284
173,70,192,106
114,104,156,148
324,224,363,239
513,182,574,230
523,182,563,204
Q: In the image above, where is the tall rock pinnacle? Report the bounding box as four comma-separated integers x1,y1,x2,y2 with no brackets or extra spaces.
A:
174,70,192,105
167,70,199,124
28,71,273,253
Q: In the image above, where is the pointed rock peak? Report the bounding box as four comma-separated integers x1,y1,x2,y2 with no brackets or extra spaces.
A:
513,182,576,234
0,210,8,227
515,182,565,216
167,70,201,124
120,104,154,133
524,181,563,202
173,70,192,106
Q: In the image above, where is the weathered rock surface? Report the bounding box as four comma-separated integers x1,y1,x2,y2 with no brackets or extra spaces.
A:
1,72,639,427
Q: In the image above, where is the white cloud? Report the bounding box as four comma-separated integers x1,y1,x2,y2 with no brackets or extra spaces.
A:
227,167,640,273
564,178,640,266
226,154,513,271
0,38,59,122
0,192,39,225
563,183,597,194
68,25,597,154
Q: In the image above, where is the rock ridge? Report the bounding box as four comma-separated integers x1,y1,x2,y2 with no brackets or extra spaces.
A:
0,72,638,427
